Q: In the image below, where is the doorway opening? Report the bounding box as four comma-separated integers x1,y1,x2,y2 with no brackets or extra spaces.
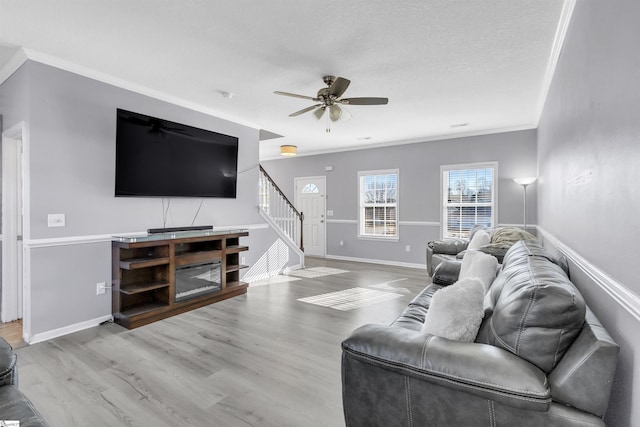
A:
2,121,28,344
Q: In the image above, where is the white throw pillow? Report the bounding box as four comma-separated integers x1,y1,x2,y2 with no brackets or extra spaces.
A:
422,278,485,342
467,229,490,250
459,249,499,291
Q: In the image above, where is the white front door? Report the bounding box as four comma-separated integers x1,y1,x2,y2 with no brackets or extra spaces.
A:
295,176,326,257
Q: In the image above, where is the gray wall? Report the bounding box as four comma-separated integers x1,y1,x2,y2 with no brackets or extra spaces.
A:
27,62,261,237
0,61,291,338
537,0,640,425
262,130,537,266
0,63,30,131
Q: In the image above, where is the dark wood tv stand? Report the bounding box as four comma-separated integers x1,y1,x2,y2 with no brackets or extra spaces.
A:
112,229,249,329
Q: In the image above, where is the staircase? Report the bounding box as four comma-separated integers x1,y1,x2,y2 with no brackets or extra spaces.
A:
259,165,304,252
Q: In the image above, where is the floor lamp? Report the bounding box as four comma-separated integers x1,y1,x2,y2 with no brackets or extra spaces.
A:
513,177,537,231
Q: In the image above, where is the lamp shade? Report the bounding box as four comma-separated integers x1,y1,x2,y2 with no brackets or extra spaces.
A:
280,145,297,156
513,176,537,186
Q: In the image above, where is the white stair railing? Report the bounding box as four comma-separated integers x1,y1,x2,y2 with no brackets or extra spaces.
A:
259,165,304,251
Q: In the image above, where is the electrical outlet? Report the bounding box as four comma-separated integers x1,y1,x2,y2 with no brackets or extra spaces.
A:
241,256,246,265
405,245,411,252
96,282,107,295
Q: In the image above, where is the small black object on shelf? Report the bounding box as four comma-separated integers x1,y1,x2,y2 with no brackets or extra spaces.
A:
147,225,214,234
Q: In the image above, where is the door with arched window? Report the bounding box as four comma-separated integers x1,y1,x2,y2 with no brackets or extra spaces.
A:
295,176,326,257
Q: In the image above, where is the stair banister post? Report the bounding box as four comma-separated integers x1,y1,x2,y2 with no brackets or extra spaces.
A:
300,211,304,251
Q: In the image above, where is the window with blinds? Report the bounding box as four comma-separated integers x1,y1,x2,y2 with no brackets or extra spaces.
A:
358,170,399,239
441,163,497,239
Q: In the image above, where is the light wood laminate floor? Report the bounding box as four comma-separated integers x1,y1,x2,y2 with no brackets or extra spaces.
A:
16,258,430,427
0,319,24,348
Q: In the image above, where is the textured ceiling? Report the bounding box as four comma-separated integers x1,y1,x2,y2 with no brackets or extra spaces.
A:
0,1,569,159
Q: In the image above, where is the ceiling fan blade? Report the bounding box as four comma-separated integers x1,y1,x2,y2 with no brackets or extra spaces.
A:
329,77,351,98
274,91,318,101
341,97,389,105
289,104,322,117
314,107,326,120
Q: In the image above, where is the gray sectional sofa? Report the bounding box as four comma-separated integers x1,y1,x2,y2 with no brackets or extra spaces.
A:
342,240,618,426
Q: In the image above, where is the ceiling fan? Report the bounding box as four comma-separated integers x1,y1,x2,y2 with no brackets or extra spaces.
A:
274,76,388,131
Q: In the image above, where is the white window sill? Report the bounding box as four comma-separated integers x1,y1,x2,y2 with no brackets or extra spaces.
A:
357,235,400,242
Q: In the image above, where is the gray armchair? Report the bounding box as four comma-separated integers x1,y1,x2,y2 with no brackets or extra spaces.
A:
427,226,539,276
426,238,467,276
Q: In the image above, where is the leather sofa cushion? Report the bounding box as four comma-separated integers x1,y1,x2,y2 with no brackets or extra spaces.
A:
501,238,556,269
391,284,442,331
476,241,586,373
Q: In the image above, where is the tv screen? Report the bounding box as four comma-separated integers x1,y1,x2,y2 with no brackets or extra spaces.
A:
115,109,238,198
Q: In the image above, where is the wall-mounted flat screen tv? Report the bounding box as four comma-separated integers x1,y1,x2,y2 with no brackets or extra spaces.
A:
115,109,238,198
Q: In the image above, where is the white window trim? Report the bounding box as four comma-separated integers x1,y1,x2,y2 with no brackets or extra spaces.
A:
357,168,400,241
440,161,498,240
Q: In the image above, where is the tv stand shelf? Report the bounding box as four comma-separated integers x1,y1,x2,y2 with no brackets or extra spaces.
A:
119,257,170,270
120,281,170,295
112,229,249,329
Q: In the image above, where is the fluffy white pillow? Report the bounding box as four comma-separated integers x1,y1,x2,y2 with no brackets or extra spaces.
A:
467,229,490,250
422,278,485,342
459,249,499,291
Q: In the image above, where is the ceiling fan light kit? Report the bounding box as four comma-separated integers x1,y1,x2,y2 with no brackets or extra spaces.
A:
280,145,297,156
275,75,388,133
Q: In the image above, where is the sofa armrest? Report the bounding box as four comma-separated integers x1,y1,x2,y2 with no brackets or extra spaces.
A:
342,324,550,412
431,260,461,286
428,239,468,255
0,337,18,386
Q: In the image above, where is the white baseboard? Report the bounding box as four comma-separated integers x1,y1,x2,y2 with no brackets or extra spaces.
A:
537,226,640,323
325,255,425,270
25,314,113,344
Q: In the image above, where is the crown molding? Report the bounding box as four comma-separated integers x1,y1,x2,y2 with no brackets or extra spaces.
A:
534,0,577,126
10,48,261,131
0,48,28,86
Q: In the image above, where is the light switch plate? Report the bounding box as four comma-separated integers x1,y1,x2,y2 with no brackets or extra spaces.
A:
327,210,334,216
48,213,66,227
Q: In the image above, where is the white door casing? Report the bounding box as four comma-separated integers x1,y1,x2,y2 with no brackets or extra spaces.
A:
295,176,326,257
2,122,27,323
